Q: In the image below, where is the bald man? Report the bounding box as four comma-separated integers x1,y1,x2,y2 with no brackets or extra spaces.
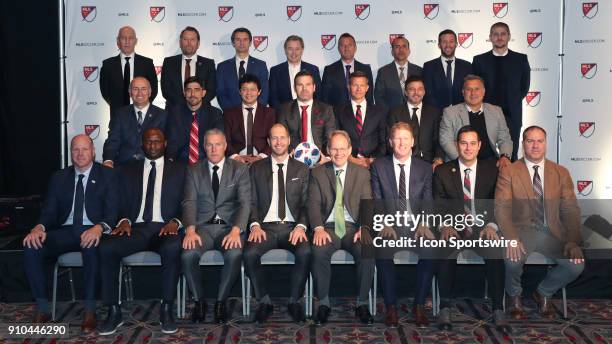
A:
22,134,119,333
100,26,158,116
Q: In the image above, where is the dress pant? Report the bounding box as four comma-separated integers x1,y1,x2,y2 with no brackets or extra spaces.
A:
243,223,311,303
98,222,183,305
311,222,375,306
23,225,99,311
180,223,243,301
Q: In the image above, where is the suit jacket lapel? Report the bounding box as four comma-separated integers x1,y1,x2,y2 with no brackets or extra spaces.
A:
281,62,291,90
218,159,232,204
518,159,536,199
543,160,554,200
325,163,336,195
385,156,399,199
263,158,273,207
458,105,470,126
451,160,464,199
482,104,496,148
343,163,355,209
135,162,145,215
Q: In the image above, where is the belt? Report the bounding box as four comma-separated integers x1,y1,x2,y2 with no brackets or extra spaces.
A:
263,221,296,225
206,218,227,224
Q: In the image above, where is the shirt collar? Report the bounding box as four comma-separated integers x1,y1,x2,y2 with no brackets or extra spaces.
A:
394,60,408,69
407,102,422,109
288,61,301,69
393,155,411,166
441,56,455,63
351,99,367,108
145,156,164,166
271,155,290,166
134,103,150,114
458,159,477,172
525,158,545,171
297,99,314,107
242,103,258,112
182,54,196,60
74,163,93,177
208,158,225,170
492,49,509,57
120,52,135,60
333,162,348,172
236,55,249,64
465,103,484,114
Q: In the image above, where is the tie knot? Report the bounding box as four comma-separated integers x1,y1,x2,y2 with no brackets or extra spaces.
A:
399,66,405,71
465,168,471,174
336,169,343,176
213,165,219,171
300,105,309,111
192,111,197,118
446,59,453,64
137,110,142,116
150,160,156,167
533,165,540,172
125,56,131,61
345,65,351,71
246,107,254,113
398,163,405,169
186,58,192,63
356,104,361,110
239,60,245,66
78,174,85,181
277,163,284,169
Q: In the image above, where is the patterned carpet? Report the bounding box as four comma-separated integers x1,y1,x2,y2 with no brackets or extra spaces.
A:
0,298,611,343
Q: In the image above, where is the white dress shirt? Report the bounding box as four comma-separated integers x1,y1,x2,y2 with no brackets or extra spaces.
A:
325,163,356,224
296,99,315,146
492,49,509,57
525,159,545,194
237,103,267,157
351,99,367,123
181,54,197,85
209,158,225,219
440,56,456,84
343,60,355,80
465,104,484,114
288,62,301,99
133,103,150,123
458,159,477,212
395,60,408,85
235,55,250,78
262,156,301,226
135,158,165,223
406,102,423,124
392,155,411,202
64,164,94,227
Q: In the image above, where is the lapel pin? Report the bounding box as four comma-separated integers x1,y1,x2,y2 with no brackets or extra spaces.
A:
451,168,456,173
91,180,96,184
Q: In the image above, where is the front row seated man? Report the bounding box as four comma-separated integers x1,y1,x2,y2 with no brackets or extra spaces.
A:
22,134,119,333
181,129,251,324
98,128,185,335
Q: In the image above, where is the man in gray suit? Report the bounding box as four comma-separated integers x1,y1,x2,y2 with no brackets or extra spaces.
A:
309,130,375,325
181,129,251,324
375,36,422,110
439,74,512,170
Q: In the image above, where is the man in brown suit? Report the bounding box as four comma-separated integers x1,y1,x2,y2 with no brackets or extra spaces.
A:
495,125,584,320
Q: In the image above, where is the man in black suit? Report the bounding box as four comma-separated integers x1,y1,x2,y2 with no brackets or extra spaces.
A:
161,26,216,109
166,76,223,164
98,128,185,335
22,134,119,333
423,29,473,110
99,26,158,116
433,125,509,333
269,35,322,111
375,36,422,110
243,123,311,323
103,77,168,167
388,76,444,169
473,22,530,161
334,71,386,169
321,33,374,108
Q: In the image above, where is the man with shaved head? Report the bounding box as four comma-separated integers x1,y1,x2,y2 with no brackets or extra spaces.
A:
100,26,158,116
22,134,119,333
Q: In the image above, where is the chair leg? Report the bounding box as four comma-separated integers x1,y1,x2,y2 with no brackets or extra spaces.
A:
484,279,489,300
303,278,309,317
246,277,251,316
67,268,75,302
176,279,181,318
127,267,134,302
373,266,377,316
181,275,187,318
118,264,123,305
431,276,439,316
562,287,567,319
309,272,314,316
52,263,59,321
241,263,247,316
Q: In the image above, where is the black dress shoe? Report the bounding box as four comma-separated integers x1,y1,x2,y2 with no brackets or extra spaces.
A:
355,305,374,325
254,303,273,323
315,305,331,325
190,300,206,323
288,303,305,323
99,304,123,336
214,301,228,324
160,302,178,334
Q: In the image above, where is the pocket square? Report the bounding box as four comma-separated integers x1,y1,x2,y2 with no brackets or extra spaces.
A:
225,183,236,188
291,177,300,181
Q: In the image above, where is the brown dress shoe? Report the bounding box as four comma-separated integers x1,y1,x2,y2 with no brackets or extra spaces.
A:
532,291,556,320
507,295,525,320
81,311,97,334
412,305,429,328
33,312,51,323
385,305,399,327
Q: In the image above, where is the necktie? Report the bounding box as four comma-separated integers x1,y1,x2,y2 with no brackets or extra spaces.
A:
445,59,453,87
533,165,545,228
189,111,199,165
123,56,131,105
399,66,406,88
212,165,220,200
143,161,156,222
398,164,407,211
355,105,363,136
411,107,419,127
137,110,143,132
463,168,473,237
334,169,346,238
185,58,192,83
468,110,481,116
344,65,352,87
300,105,309,142
239,60,246,80
73,174,85,227
277,163,286,220
246,107,254,155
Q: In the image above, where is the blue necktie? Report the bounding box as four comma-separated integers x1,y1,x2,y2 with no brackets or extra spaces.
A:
73,174,85,227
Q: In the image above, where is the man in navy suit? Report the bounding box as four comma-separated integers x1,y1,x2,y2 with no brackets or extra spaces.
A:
216,27,269,110
166,76,224,164
423,29,473,110
99,26,158,116
321,33,374,108
161,26,216,109
473,22,530,161
268,35,321,111
375,36,422,110
22,134,119,333
99,128,185,335
370,122,436,328
103,77,168,167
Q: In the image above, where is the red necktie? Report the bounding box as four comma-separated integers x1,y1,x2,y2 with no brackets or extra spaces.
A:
189,111,199,165
300,105,309,142
355,105,363,136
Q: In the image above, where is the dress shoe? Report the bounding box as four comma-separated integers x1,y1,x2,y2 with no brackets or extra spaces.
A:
254,303,273,324
81,310,97,334
190,300,206,323
214,301,228,324
98,305,122,336
532,291,556,320
355,305,374,324
385,305,399,327
507,295,525,320
288,303,305,323
436,307,452,331
413,304,429,328
33,312,51,323
493,309,512,334
160,302,178,334
315,305,331,325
